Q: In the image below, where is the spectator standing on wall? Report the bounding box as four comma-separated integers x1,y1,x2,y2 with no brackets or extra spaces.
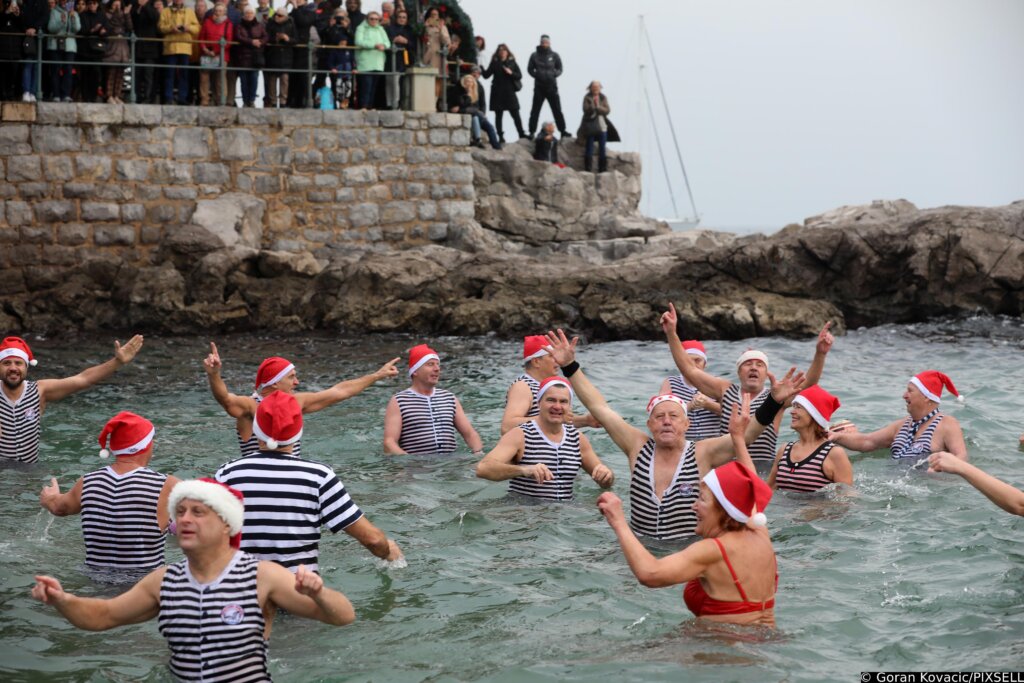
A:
45,0,80,103
20,0,47,101
527,34,567,140
233,5,265,107
102,0,131,104
344,0,362,30
1,0,26,102
483,42,525,142
255,0,271,23
131,0,161,103
421,5,448,101
264,7,295,108
158,0,199,105
578,80,620,173
285,0,316,107
323,10,353,108
77,0,108,102
385,5,412,109
353,9,388,109
197,2,232,105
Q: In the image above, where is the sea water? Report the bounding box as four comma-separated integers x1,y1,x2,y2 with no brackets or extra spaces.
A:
2,318,1023,682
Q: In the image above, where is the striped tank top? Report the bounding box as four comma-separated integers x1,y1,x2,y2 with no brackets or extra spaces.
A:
0,380,42,463
666,375,720,442
237,392,302,459
395,387,458,455
719,385,778,463
158,551,269,683
775,441,836,492
628,439,699,539
81,466,168,571
890,410,944,460
508,420,582,500
506,374,540,419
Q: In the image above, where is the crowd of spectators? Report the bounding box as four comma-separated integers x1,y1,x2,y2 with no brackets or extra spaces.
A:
0,0,614,166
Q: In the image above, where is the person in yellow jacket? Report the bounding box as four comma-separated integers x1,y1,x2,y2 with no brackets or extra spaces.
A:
158,0,199,104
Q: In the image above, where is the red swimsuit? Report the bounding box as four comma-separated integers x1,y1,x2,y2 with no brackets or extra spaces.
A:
683,537,777,616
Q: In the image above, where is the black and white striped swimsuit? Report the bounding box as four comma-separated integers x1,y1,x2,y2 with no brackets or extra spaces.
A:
395,387,457,455
666,375,719,442
508,420,582,501
628,439,699,540
0,380,42,463
775,441,836,492
506,374,540,419
81,466,168,571
890,410,943,460
237,392,302,459
158,551,269,682
719,385,778,463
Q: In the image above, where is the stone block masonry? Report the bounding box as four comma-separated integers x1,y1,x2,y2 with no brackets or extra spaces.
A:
0,104,474,266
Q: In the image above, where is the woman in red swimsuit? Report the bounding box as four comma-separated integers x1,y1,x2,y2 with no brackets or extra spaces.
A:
598,413,778,626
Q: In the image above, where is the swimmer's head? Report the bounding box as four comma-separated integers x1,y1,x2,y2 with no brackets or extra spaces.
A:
646,394,689,446
0,337,36,389
97,411,155,459
682,340,707,371
254,390,303,451
735,349,768,392
790,385,840,439
536,377,572,423
522,335,556,376
255,357,298,394
408,344,441,386
169,478,244,549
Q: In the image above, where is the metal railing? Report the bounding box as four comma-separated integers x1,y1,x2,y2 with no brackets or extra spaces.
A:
3,30,453,110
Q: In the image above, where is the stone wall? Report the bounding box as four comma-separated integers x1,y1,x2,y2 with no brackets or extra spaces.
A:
0,103,475,269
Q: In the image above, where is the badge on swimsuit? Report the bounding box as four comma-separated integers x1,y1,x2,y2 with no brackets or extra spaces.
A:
23,408,38,422
220,604,245,625
678,483,694,497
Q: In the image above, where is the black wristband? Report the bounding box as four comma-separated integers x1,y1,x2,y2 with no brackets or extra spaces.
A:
560,361,580,378
754,393,784,426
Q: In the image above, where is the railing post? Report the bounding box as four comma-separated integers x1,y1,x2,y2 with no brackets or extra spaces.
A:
389,42,398,110
128,33,136,104
218,36,226,106
34,32,42,101
306,38,314,108
439,45,447,112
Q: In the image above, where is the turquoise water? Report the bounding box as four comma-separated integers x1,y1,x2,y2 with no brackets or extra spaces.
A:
2,319,1023,682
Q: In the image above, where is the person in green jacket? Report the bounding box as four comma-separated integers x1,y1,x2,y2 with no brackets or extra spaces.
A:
353,9,388,109
45,0,80,101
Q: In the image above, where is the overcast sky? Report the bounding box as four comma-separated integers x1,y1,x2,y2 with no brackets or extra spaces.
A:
463,0,1024,232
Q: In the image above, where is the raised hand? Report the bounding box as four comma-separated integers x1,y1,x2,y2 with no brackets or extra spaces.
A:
659,302,679,339
202,341,222,375
596,491,625,526
768,367,806,404
114,334,144,365
294,564,324,597
375,357,400,380
816,321,835,355
543,328,577,368
728,393,752,439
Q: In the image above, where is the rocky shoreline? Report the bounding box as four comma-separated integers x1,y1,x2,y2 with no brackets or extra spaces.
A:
2,126,1021,340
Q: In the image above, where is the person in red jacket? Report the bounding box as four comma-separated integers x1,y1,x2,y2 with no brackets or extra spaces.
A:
197,2,232,105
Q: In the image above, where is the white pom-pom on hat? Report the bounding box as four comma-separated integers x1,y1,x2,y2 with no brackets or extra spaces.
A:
99,448,110,459
266,438,279,449
957,394,966,404
29,359,37,366
751,512,767,527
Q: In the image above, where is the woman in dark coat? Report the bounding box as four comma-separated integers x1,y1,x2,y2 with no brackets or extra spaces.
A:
262,8,294,108
0,0,26,101
76,0,108,101
130,0,161,103
233,6,266,107
482,43,524,142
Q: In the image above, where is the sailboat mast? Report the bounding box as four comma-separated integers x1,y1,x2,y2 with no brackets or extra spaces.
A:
639,15,700,222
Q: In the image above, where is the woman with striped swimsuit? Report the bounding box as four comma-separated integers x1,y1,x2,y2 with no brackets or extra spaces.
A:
541,330,806,540
661,304,834,474
32,479,355,682
768,385,853,492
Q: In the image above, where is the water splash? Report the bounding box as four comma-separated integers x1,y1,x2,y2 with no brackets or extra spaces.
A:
628,614,648,629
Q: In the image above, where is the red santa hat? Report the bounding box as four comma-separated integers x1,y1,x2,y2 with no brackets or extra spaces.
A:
536,376,573,402
254,356,295,392
408,344,440,377
682,340,707,362
168,478,244,549
523,335,550,362
97,411,155,459
735,349,769,371
909,370,963,403
702,461,773,528
791,385,841,430
253,391,303,450
0,337,37,366
646,394,688,416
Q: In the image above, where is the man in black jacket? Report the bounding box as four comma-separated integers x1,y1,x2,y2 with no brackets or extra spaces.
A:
526,34,567,140
286,0,317,108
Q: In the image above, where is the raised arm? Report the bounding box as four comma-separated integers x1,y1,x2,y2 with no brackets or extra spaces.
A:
929,451,1024,516
829,419,902,454
37,335,144,405
382,396,406,454
543,330,647,464
453,398,484,455
261,562,355,626
39,477,84,517
297,357,400,414
31,567,163,631
579,433,614,489
661,304,730,400
597,492,718,588
799,321,834,392
203,342,253,419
